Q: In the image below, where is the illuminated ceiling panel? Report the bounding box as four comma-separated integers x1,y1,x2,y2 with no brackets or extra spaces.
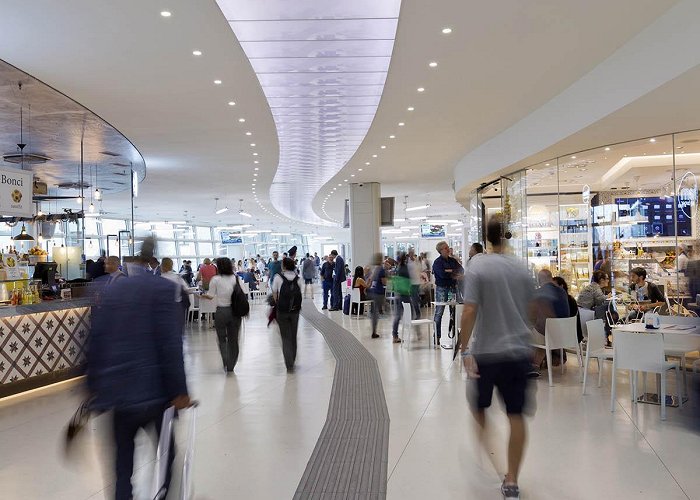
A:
217,0,402,224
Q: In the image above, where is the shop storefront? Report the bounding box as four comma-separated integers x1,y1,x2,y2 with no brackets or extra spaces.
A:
466,130,700,308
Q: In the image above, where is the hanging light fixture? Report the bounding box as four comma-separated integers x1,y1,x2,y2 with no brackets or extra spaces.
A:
238,199,252,218
13,224,34,241
214,197,228,215
93,165,101,200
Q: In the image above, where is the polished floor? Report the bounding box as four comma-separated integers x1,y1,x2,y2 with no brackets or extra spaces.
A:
0,294,699,499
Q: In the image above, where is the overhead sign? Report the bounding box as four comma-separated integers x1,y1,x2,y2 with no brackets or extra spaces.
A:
0,166,33,217
220,231,243,245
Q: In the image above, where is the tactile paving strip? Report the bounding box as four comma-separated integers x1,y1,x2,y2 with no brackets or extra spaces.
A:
295,299,389,499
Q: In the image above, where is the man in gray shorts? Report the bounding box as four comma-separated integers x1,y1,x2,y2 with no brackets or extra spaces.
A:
459,216,534,500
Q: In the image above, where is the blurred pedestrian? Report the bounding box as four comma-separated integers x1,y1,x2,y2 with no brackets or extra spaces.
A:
302,253,316,298
459,217,534,500
432,240,464,345
272,257,302,371
86,239,191,500
391,252,411,344
368,253,388,339
329,250,346,311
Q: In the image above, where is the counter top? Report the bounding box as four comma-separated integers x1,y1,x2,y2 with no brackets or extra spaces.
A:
0,297,93,318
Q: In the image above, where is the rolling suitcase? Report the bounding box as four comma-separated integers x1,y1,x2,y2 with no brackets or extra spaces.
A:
153,404,198,500
343,294,351,315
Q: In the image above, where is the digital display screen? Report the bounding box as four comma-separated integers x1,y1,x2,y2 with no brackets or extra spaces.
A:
615,197,692,237
420,224,445,238
220,231,243,244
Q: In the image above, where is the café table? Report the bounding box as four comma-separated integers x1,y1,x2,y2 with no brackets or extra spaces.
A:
611,322,700,406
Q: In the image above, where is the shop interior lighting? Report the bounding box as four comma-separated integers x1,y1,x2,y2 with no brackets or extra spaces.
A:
429,62,438,68
442,27,452,34
417,87,425,92
406,203,431,212
238,199,252,218
214,80,222,85
228,101,236,106
407,107,414,111
192,50,202,56
160,11,172,17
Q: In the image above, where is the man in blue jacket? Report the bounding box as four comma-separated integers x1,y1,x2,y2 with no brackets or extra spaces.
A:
432,240,464,345
329,249,346,311
87,241,191,500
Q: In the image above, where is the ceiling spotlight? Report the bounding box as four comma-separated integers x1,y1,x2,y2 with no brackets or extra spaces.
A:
254,161,259,164
372,154,377,158
570,156,576,159
650,138,656,143
250,143,256,147
343,179,348,182
442,27,452,34
228,101,236,106
94,187,101,201
389,135,395,139
192,50,202,56
358,168,363,171
381,145,386,149
406,203,431,212
254,167,259,170
214,80,222,85
365,162,370,165
398,122,405,126
253,152,258,156
605,147,611,151
407,107,414,111
238,118,245,122
338,183,342,186
254,173,258,177
160,11,172,17
214,198,229,215
429,61,438,68
351,174,355,177
417,87,425,92
246,132,252,136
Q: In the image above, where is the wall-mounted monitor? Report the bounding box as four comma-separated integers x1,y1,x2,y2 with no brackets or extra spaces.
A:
615,196,692,237
220,231,243,245
420,224,445,238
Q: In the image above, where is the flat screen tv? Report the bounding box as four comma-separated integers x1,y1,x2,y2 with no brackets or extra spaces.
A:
615,196,692,237
420,224,445,238
220,231,243,245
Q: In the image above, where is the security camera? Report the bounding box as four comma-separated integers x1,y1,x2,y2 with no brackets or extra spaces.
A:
358,183,364,187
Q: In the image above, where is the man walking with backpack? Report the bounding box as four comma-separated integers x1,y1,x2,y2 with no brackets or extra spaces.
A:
272,257,302,372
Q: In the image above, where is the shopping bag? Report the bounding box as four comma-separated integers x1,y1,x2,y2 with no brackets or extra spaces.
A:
152,404,198,500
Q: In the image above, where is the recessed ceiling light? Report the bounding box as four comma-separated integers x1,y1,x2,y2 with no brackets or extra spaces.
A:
650,138,656,143
365,162,370,165
381,145,386,149
214,80,222,85
571,156,576,159
246,132,252,136
398,122,405,126
192,50,202,56
605,147,611,151
254,173,258,176
253,152,258,156
343,179,348,182
351,174,355,177
417,87,425,92
429,61,438,68
254,161,259,164
160,11,172,17
228,101,236,106
337,183,342,186
389,135,395,139
545,163,550,166
442,27,452,34
250,143,256,147
358,168,363,171
407,107,415,111
372,154,377,158
238,118,245,122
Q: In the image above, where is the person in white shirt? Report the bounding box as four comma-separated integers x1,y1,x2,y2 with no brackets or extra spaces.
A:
202,258,242,373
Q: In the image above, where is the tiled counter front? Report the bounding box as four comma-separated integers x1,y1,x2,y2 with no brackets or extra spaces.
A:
0,301,91,397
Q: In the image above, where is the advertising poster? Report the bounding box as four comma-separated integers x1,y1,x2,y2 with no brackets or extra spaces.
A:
0,167,33,217
220,231,243,245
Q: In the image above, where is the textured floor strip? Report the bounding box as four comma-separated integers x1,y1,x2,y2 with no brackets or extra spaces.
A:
295,299,390,499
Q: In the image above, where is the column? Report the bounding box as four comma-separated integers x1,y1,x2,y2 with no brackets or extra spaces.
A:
348,182,381,269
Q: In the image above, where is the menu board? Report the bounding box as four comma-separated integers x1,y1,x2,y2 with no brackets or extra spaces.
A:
1,253,25,280
0,166,33,217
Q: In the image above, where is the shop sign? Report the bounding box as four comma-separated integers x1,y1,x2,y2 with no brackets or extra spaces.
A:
0,166,33,217
220,231,243,245
582,184,591,204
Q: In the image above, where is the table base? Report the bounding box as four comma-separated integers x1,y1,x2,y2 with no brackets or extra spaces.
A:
636,392,688,407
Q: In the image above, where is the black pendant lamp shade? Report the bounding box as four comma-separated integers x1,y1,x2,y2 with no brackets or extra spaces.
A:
13,224,34,241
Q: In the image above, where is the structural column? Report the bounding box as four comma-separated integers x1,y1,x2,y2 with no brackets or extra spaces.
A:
348,182,381,268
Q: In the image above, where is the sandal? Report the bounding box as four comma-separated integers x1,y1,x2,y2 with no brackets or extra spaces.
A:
392,337,402,344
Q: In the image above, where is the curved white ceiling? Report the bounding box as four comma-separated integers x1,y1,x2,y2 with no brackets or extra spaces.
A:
216,0,402,225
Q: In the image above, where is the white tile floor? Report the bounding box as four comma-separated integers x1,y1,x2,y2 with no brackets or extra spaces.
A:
0,295,699,499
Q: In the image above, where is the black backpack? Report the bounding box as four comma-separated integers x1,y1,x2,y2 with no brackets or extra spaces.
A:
277,274,302,313
231,276,250,317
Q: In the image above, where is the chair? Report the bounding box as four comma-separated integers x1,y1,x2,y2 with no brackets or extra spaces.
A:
657,315,700,397
401,304,435,350
350,288,373,318
611,330,682,420
582,319,614,395
532,316,582,386
187,293,200,324
578,308,595,340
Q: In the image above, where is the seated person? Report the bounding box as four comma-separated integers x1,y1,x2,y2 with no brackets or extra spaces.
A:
628,267,665,319
577,270,609,310
530,269,570,370
554,276,583,343
352,266,368,314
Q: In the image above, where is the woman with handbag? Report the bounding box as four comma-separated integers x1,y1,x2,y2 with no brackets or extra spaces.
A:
202,257,242,374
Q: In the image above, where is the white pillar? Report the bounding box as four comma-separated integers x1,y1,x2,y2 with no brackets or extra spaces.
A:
349,182,381,269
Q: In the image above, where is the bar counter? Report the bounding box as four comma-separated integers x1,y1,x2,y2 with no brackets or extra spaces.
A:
0,298,92,397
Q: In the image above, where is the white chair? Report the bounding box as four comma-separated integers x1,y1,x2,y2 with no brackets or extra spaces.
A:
350,288,373,318
657,315,700,397
401,304,435,350
187,293,200,324
532,316,582,386
611,330,682,420
578,308,595,340
582,319,614,395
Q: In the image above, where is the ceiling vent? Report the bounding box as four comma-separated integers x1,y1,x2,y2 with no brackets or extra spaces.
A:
3,152,51,164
